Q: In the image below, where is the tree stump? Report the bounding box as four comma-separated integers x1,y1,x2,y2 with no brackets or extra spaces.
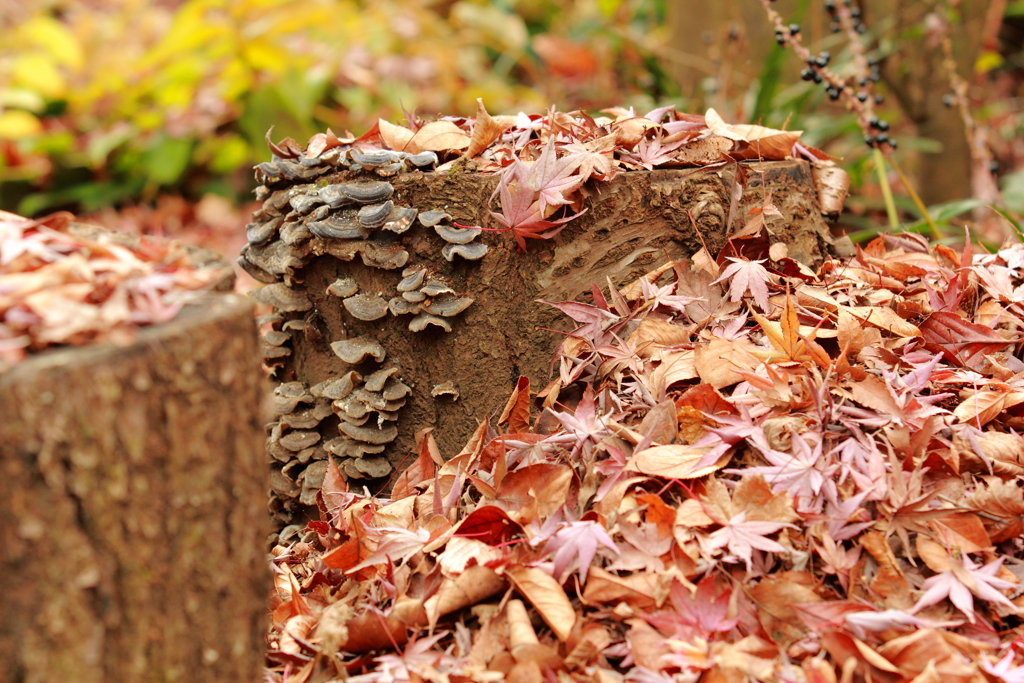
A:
244,158,835,526
0,293,269,683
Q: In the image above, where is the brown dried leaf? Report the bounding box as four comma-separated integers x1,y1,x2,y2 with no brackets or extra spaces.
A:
964,477,1024,543
378,118,418,153
694,337,762,388
407,120,471,152
507,566,576,641
627,443,731,480
464,99,511,159
498,376,532,433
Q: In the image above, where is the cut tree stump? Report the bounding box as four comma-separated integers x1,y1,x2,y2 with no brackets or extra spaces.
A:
244,158,836,527
0,293,269,683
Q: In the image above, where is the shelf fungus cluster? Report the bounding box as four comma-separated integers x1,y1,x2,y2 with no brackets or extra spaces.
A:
266,382,332,517
245,141,488,523
320,340,411,480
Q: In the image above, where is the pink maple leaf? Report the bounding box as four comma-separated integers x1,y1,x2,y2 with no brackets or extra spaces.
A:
726,431,837,514
704,511,794,569
981,651,1024,683
909,555,1018,623
543,519,619,584
488,173,584,251
526,137,588,211
713,257,771,312
645,576,739,639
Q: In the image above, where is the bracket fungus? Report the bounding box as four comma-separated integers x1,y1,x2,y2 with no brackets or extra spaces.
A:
442,242,489,262
249,283,312,312
357,200,395,229
409,312,452,333
431,381,459,400
342,293,389,321
330,337,386,364
397,267,427,292
383,206,418,234
326,278,359,298
417,210,452,227
273,382,314,414
308,213,370,241
434,223,479,244
423,294,474,317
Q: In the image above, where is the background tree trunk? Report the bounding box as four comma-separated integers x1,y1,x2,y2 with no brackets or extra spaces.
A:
666,0,990,206
0,293,269,683
248,160,834,529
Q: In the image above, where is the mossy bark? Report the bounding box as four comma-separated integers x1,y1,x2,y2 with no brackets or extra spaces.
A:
0,294,269,683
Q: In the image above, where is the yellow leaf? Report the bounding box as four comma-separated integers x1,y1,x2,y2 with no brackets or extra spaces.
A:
975,51,1004,75
12,53,66,99
21,16,83,69
0,110,43,139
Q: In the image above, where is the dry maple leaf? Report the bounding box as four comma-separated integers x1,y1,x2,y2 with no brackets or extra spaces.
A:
543,519,619,584
704,511,794,569
713,257,772,312
910,555,1018,623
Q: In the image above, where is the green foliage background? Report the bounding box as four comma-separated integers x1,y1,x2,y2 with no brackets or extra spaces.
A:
0,0,673,216
1,0,1022,239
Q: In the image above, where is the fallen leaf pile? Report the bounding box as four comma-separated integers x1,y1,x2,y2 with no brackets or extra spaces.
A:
267,228,1024,683
0,210,232,371
264,101,839,251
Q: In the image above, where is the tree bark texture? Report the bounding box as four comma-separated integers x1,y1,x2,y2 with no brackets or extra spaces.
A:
0,294,269,683
246,160,833,528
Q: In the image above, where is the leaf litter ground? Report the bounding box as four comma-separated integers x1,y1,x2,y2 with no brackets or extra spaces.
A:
267,228,1024,683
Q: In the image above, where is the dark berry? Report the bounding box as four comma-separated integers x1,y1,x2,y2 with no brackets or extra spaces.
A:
869,68,881,82
801,67,815,81
813,71,823,84
942,93,955,107
856,22,867,34
816,51,831,67
874,93,884,104
857,91,868,102
858,77,868,86
851,6,862,18
789,23,801,35
889,138,897,149
869,116,880,128
825,0,836,10
875,132,889,145
775,31,786,45
864,134,876,148
876,119,889,131
990,160,999,173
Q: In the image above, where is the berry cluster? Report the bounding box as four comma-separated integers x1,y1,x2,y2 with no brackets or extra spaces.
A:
763,0,894,150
